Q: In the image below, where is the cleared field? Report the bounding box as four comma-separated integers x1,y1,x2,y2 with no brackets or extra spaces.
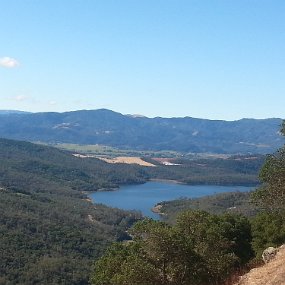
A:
98,156,156,167
43,143,184,158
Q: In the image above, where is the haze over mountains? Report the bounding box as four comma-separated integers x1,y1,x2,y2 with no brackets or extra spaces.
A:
0,109,283,154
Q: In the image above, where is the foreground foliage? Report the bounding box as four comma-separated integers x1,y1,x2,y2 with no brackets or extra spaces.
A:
250,122,285,255
252,152,285,211
91,211,253,285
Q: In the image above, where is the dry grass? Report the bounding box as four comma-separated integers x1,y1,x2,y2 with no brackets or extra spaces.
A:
98,156,156,167
235,245,285,285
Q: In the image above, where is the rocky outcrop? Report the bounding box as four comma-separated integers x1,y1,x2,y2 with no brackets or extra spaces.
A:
262,247,278,263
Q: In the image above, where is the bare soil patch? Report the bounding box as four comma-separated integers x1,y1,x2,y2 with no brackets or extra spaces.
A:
98,156,156,167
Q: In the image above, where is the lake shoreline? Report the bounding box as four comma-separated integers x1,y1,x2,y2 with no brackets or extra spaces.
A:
148,178,185,185
88,182,253,219
85,180,258,196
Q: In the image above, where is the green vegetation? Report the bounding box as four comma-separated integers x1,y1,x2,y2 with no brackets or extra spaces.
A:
49,143,183,158
251,212,285,258
0,120,282,285
0,109,283,154
250,121,285,256
91,122,285,284
41,143,266,186
252,123,285,211
158,123,285,259
146,155,264,186
158,191,259,223
0,138,146,285
91,211,253,285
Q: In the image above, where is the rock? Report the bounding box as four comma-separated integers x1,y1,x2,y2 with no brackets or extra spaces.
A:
262,247,278,263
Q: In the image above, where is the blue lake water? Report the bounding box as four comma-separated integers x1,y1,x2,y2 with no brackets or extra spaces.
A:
89,181,253,219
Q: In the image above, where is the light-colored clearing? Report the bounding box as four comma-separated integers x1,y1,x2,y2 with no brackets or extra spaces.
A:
98,156,156,167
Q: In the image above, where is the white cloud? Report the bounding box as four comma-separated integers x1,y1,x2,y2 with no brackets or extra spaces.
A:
49,100,57,105
0,57,19,68
10,95,28,101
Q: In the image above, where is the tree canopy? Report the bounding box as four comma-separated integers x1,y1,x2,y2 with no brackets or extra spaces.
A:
252,121,285,211
91,211,253,285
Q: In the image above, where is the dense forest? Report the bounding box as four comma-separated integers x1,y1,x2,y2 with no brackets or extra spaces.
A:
91,123,285,285
145,155,264,185
157,191,258,223
0,138,147,285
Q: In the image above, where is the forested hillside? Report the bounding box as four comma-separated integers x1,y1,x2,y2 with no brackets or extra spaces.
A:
0,109,283,154
157,191,258,223
146,155,264,185
0,138,271,284
0,138,147,285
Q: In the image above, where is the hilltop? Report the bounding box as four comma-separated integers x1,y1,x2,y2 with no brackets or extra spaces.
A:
0,109,283,154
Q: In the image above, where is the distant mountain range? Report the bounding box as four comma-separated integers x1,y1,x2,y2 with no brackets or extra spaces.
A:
0,109,283,154
0,110,31,115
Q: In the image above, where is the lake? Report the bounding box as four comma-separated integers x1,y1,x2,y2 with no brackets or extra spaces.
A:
88,181,253,219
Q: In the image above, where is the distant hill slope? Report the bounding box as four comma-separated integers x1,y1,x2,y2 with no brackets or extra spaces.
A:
0,109,283,154
0,138,146,284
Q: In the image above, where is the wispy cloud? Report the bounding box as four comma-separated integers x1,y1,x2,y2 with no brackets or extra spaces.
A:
0,57,19,68
10,95,29,101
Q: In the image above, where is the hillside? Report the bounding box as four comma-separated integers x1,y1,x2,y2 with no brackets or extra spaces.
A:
147,155,264,186
0,138,276,284
157,191,259,223
0,109,283,154
0,138,147,285
235,245,285,285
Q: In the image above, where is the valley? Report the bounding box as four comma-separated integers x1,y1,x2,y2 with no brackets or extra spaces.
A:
0,137,265,284
0,117,284,285
2,1,285,283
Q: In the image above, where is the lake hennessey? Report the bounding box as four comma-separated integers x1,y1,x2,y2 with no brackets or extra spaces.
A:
89,181,253,219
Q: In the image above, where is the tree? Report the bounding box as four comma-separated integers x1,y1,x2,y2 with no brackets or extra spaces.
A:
252,121,285,211
130,219,205,285
91,242,159,285
176,211,253,283
251,211,285,257
91,212,253,285
250,121,285,256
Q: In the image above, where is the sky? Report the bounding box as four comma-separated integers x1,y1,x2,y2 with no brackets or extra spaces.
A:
0,0,284,120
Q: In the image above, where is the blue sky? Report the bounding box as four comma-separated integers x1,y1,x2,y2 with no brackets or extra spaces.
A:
0,0,284,120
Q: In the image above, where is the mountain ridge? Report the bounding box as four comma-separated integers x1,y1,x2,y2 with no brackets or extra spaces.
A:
0,109,283,154
1,108,282,122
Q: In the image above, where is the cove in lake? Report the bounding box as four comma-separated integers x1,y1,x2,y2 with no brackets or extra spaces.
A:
89,181,253,219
